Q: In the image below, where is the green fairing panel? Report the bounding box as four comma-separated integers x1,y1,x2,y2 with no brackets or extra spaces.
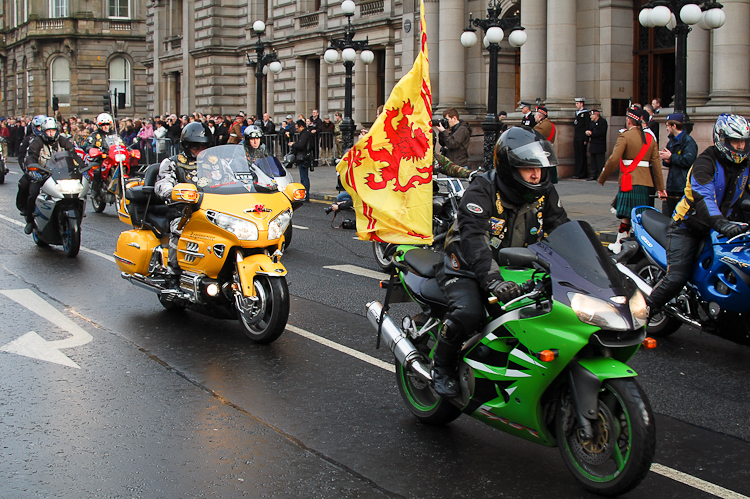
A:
577,357,638,381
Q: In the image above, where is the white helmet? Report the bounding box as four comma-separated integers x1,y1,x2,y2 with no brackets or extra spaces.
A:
96,113,114,127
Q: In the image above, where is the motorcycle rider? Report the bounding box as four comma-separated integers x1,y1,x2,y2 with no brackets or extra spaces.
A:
154,122,212,284
243,125,268,161
84,113,118,192
23,117,77,234
16,115,47,216
432,126,569,398
648,114,750,314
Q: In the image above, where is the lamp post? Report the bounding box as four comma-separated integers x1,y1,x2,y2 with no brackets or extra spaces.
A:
638,1,725,118
460,1,527,170
324,0,374,152
246,20,283,121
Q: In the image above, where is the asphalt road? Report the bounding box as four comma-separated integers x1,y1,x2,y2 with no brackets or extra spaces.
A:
0,164,748,498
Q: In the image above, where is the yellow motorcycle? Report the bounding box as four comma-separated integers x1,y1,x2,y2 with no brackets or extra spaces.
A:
114,145,306,343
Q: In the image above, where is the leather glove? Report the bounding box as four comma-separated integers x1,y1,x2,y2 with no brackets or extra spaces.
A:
487,279,522,303
713,219,745,239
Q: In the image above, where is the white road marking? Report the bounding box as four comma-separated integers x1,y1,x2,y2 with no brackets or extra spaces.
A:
0,289,94,368
650,464,749,499
0,213,24,227
292,224,309,230
1,219,744,498
324,264,389,280
286,324,394,373
80,246,116,263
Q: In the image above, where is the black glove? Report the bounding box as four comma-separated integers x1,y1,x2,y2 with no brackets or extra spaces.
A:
487,279,522,303
713,219,745,239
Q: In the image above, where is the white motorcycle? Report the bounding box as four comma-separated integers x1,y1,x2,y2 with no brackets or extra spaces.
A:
26,151,91,257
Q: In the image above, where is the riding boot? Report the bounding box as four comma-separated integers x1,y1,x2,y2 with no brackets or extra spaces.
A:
431,335,461,398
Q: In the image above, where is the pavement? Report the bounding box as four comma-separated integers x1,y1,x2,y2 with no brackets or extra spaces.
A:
5,156,625,242
298,161,625,242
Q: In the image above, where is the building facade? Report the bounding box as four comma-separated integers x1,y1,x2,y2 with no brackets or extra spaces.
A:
147,1,750,168
0,0,149,120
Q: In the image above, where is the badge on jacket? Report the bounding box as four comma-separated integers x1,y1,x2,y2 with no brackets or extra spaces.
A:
490,217,505,236
466,203,483,214
177,154,188,164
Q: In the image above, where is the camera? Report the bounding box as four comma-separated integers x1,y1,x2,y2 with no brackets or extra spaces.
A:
324,206,334,214
431,118,449,129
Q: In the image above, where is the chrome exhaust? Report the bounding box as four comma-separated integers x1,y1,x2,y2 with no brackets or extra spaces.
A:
366,301,432,383
121,272,165,292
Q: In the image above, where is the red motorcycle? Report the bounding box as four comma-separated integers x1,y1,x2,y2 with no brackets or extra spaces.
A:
87,136,141,213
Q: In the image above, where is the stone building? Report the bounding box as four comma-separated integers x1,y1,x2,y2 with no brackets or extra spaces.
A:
143,0,750,169
0,0,149,120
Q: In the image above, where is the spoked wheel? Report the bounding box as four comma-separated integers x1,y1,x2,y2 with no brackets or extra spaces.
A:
556,378,656,496
372,242,396,272
395,333,461,425
91,187,107,213
61,216,81,257
632,259,682,337
236,276,289,344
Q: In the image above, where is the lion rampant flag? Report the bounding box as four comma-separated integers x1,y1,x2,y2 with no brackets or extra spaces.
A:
336,0,433,244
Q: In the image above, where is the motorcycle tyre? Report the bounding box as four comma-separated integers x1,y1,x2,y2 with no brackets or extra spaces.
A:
237,276,289,344
282,224,292,251
632,258,681,337
61,216,81,258
395,362,461,425
0,164,5,184
556,378,655,497
91,188,107,213
32,231,48,247
372,242,395,272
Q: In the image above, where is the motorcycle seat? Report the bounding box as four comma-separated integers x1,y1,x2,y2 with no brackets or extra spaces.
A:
420,278,447,306
403,248,441,278
641,209,670,249
143,163,161,187
144,212,169,236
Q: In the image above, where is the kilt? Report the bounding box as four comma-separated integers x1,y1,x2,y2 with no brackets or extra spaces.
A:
615,185,650,219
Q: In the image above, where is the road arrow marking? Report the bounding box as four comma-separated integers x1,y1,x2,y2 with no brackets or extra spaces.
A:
0,289,93,369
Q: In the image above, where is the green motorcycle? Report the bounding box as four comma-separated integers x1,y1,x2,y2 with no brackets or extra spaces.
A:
366,220,657,496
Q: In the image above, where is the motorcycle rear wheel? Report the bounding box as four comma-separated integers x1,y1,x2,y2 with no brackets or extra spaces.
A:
237,276,289,344
556,378,656,496
373,242,395,272
61,216,81,258
632,258,682,337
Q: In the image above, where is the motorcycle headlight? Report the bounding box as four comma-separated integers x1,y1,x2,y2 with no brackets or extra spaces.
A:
115,153,127,162
568,292,629,331
630,290,648,329
56,179,83,195
206,210,258,241
267,209,292,240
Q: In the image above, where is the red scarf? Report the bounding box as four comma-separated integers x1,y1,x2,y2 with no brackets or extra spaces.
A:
619,133,652,192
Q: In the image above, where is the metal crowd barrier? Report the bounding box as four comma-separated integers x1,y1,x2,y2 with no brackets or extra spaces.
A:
262,131,338,165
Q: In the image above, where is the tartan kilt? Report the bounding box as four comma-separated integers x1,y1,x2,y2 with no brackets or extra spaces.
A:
615,185,650,219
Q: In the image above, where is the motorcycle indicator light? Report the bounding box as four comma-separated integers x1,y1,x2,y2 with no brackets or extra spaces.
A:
130,149,141,159
293,188,306,201
538,349,558,362
642,337,657,349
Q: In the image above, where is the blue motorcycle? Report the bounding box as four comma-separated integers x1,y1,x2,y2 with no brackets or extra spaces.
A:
626,204,750,344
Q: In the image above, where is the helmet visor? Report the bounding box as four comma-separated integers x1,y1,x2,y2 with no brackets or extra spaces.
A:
506,139,558,169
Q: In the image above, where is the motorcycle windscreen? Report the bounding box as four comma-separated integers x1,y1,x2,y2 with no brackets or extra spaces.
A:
542,220,625,290
46,151,84,181
195,145,280,194
253,157,287,178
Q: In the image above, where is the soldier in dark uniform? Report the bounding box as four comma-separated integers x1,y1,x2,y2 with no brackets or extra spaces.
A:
573,97,590,178
520,102,536,128
154,122,212,282
586,109,608,180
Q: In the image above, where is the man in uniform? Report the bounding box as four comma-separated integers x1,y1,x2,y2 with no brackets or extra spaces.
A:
520,102,535,128
586,109,608,181
534,106,557,183
573,97,590,179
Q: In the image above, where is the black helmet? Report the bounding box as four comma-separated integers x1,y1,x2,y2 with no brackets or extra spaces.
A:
180,122,211,160
494,126,558,200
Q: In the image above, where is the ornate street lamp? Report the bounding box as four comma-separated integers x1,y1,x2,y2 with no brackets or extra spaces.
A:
324,0,375,151
638,1,725,118
246,20,283,120
461,1,527,170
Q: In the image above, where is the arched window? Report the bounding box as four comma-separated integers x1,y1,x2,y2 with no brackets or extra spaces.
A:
108,57,131,108
51,57,70,106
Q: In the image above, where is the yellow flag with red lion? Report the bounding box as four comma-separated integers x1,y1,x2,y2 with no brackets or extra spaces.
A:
336,0,433,244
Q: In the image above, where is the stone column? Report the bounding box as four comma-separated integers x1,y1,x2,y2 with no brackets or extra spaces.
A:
385,43,396,99
354,55,367,126
520,0,547,106
294,57,305,116
319,55,328,117
424,0,440,104
708,0,750,107
153,4,162,114
437,0,465,110
545,0,577,107
182,0,195,114
686,25,710,107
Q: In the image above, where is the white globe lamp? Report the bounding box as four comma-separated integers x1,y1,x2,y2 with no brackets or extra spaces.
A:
324,48,339,64
253,20,266,33
360,49,375,65
650,5,672,27
341,0,355,15
460,30,478,48
486,26,504,44
680,4,703,25
342,47,357,62
508,29,527,47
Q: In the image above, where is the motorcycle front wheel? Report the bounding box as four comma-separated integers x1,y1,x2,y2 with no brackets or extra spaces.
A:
91,187,107,213
0,159,6,184
372,242,395,272
32,231,48,247
632,259,682,337
61,216,81,257
395,333,461,425
556,378,656,496
282,223,293,251
236,276,289,344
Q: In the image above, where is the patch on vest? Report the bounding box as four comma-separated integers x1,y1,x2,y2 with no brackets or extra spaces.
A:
490,217,505,236
489,237,501,249
197,177,209,188
466,203,483,214
530,227,539,236
495,193,504,214
450,253,460,270
178,154,188,163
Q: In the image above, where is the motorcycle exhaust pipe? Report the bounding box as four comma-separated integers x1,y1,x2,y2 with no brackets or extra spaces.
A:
121,272,165,292
366,301,432,383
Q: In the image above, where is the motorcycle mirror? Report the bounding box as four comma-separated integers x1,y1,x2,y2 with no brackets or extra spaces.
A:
88,147,101,158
